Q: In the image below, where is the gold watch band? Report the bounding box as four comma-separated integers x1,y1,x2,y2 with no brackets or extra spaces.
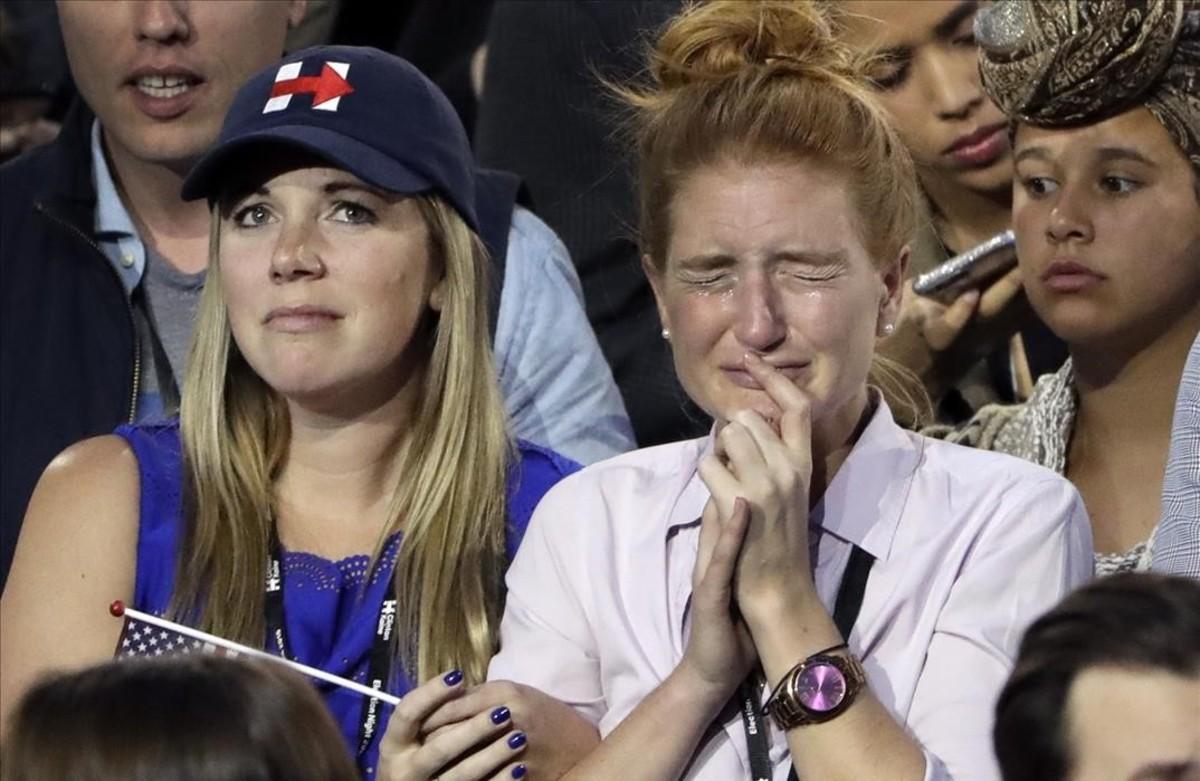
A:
764,651,866,729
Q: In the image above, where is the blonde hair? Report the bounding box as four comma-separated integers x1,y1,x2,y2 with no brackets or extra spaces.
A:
621,0,931,424
174,194,512,685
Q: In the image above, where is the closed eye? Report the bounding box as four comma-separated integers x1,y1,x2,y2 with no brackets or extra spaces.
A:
871,58,910,91
783,267,840,282
679,272,731,288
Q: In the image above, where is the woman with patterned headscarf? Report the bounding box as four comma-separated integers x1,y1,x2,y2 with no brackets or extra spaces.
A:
929,0,1200,576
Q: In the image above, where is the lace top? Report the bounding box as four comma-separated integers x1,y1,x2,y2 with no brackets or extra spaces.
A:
1094,540,1152,577
115,419,580,775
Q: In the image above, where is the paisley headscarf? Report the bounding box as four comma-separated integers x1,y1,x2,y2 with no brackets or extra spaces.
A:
976,0,1200,178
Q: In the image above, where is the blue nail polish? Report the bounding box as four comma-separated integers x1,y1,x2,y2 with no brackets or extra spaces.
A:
490,706,511,724
507,732,527,750
443,669,463,686
511,765,527,779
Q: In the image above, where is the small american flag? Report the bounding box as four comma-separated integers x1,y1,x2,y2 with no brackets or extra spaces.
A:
107,602,397,705
115,613,237,660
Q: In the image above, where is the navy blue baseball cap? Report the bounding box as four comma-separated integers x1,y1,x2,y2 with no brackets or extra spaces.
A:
182,45,478,231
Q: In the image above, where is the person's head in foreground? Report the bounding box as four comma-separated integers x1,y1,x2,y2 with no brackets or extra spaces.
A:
626,0,922,454
177,44,510,685
1,655,358,781
977,0,1200,359
994,573,1200,781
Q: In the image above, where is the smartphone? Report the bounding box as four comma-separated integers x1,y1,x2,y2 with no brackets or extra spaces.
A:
912,230,1017,304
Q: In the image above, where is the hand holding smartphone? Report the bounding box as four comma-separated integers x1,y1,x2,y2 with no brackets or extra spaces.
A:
912,230,1017,304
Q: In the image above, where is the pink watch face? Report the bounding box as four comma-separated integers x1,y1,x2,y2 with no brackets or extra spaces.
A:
796,661,847,712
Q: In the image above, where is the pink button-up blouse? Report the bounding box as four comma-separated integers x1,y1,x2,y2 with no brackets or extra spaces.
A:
490,400,1094,780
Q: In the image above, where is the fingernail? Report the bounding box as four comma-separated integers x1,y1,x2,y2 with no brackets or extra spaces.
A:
507,731,527,750
490,706,511,724
443,669,463,686
511,765,528,779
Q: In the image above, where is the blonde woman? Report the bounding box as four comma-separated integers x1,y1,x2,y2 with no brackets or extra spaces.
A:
0,47,583,778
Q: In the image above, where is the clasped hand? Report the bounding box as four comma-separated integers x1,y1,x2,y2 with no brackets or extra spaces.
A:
681,353,818,698
378,675,599,780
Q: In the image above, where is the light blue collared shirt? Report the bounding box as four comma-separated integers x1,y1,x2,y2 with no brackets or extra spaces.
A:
495,208,635,463
91,120,146,294
91,120,169,422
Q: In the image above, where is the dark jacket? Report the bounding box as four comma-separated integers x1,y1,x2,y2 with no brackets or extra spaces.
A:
0,103,138,589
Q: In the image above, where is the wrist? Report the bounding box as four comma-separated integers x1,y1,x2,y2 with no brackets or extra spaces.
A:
671,658,740,720
748,611,843,686
739,580,820,635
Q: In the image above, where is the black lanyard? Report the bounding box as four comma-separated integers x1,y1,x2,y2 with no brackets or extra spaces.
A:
265,526,397,772
738,544,876,781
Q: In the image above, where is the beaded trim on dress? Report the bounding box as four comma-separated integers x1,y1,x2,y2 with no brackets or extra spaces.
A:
1095,540,1152,577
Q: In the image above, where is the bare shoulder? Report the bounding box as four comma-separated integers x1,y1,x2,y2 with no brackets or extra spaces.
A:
13,434,141,567
0,435,141,728
35,434,140,501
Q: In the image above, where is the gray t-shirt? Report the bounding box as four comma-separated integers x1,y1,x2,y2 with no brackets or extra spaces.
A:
134,245,206,420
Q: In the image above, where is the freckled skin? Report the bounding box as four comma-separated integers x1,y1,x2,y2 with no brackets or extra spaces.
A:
644,158,904,453
219,166,444,410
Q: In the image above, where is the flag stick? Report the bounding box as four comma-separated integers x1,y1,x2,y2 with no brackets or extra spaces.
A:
109,601,400,706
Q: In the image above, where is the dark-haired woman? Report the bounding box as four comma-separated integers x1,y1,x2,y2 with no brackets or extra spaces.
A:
924,0,1200,575
836,0,1068,424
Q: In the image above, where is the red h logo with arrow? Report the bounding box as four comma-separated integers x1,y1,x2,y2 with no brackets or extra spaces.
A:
263,61,354,114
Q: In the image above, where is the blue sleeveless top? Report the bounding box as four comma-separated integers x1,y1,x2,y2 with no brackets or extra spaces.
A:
115,420,579,776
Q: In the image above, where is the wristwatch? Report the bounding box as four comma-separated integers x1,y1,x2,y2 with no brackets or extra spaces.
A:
764,648,866,729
